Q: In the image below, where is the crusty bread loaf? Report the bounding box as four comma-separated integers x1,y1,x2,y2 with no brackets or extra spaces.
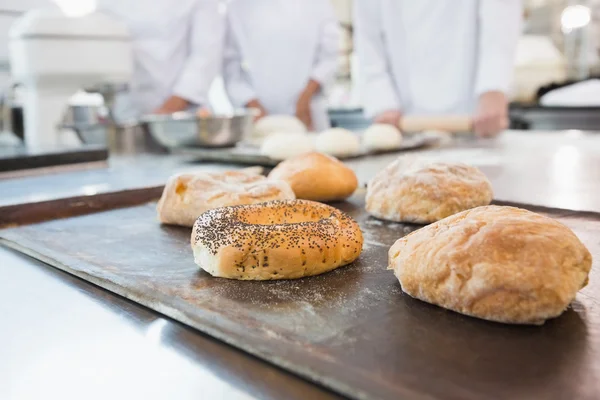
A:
192,200,364,280
367,157,493,223
268,152,358,202
157,168,295,227
388,205,592,325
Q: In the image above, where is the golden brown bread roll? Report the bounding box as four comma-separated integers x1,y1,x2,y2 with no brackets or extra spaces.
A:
157,168,295,227
388,205,592,325
192,200,364,280
366,157,493,223
268,152,358,202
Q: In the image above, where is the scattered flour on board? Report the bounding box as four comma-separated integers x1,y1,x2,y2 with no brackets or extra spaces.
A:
365,219,384,227
195,215,417,344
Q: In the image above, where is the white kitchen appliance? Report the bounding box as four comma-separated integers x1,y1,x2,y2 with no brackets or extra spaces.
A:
8,8,132,147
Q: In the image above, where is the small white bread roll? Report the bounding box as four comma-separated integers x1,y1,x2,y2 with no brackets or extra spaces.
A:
363,124,403,151
389,205,592,325
315,128,361,157
252,115,307,143
260,133,315,160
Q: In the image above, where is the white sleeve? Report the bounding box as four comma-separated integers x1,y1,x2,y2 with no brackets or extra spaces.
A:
222,12,257,107
353,0,400,118
173,0,225,106
310,2,341,88
475,0,523,95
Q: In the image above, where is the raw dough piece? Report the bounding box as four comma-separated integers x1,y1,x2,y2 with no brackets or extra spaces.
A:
389,205,592,325
260,133,315,160
363,124,403,151
421,129,452,146
315,128,360,157
251,115,307,144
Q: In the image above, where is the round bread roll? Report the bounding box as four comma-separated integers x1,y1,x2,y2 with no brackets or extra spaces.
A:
315,128,361,157
389,205,592,325
363,124,403,151
251,115,307,144
366,157,493,223
192,200,364,280
157,168,295,227
268,152,358,202
260,132,315,160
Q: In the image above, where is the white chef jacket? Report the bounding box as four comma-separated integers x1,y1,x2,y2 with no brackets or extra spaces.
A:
97,0,225,121
223,0,340,131
353,0,522,118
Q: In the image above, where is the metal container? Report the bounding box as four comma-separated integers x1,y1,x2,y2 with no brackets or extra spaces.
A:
141,110,255,148
109,124,166,154
68,122,167,155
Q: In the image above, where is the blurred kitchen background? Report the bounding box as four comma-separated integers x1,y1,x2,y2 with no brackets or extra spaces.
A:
3,0,600,139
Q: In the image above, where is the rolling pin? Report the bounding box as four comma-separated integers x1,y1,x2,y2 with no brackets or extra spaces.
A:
399,115,473,133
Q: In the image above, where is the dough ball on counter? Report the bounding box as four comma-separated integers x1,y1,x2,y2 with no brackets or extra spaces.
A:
315,128,360,157
363,124,403,151
268,152,358,202
260,133,315,160
252,115,307,143
366,156,493,223
388,205,592,325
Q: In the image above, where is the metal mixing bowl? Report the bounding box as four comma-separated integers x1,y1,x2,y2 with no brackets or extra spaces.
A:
141,110,255,149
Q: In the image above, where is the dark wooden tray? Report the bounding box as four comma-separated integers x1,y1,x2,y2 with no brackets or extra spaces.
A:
1,195,599,400
0,185,164,228
0,144,108,173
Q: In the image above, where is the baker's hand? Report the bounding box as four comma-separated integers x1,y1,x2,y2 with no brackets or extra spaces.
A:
295,95,313,131
196,107,212,118
154,95,190,114
245,99,268,122
473,91,509,138
374,110,402,127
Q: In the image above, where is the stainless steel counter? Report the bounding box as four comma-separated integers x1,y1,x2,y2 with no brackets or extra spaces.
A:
0,246,341,400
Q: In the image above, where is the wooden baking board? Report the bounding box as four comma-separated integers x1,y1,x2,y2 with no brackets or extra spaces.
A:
0,185,164,228
1,196,599,400
174,134,439,167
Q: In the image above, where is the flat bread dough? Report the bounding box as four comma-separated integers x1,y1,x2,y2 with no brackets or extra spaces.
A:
315,128,360,157
363,124,403,151
420,129,453,146
260,133,315,160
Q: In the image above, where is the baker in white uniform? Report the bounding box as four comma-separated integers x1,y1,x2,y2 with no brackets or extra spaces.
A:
223,0,340,131
97,0,224,121
354,1,522,137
